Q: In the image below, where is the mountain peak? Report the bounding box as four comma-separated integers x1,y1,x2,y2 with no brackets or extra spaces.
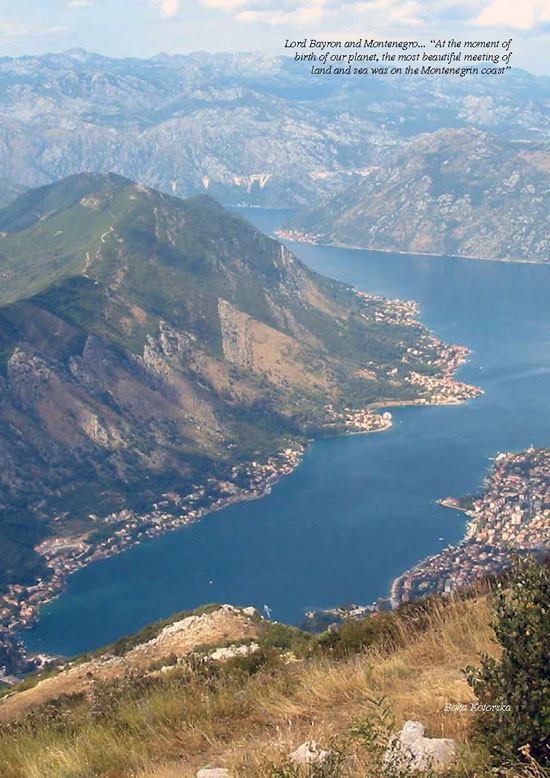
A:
0,173,320,316
63,47,91,60
0,172,133,235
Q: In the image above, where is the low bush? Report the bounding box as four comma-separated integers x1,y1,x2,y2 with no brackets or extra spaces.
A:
465,556,550,765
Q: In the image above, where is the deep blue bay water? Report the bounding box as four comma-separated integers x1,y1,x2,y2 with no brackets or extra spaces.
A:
22,208,550,656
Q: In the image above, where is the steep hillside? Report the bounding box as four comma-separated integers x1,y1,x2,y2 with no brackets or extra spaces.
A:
0,604,262,720
0,173,479,613
286,128,550,262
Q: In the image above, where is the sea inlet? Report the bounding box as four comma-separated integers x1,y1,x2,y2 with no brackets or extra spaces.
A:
22,208,550,656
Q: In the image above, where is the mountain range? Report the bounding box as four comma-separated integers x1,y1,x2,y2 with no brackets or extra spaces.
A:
285,127,550,262
0,50,549,208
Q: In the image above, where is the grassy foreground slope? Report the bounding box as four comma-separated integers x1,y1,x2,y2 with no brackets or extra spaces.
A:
2,557,549,778
0,592,497,778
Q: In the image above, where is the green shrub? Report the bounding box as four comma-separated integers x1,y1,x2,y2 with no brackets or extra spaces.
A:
258,621,313,656
316,611,403,657
350,694,396,773
465,556,550,765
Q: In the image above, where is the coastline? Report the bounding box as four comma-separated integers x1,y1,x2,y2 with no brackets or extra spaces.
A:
437,497,478,538
6,447,306,635
275,229,548,266
388,498,475,608
8,412,395,641
281,223,544,613
388,497,481,608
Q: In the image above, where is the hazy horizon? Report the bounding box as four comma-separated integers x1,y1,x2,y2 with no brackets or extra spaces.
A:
0,46,547,82
1,0,549,76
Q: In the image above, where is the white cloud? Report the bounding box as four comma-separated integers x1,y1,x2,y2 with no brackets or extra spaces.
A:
228,0,445,29
0,21,28,37
201,0,248,8
389,0,422,25
151,0,180,18
235,0,327,26
348,0,397,10
474,0,550,29
67,0,95,7
195,0,550,36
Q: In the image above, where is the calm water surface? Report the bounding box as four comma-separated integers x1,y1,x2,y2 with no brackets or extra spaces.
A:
22,208,550,656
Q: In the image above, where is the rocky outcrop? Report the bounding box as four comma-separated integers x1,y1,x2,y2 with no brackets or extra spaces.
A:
196,769,230,778
0,605,260,719
208,642,259,662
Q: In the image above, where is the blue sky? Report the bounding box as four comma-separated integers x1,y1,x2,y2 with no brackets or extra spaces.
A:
1,0,549,74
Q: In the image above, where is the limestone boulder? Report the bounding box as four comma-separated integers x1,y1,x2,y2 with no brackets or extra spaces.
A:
290,741,331,765
383,720,457,774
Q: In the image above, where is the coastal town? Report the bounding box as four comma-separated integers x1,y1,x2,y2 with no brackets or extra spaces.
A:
354,288,420,326
391,447,550,604
354,288,483,406
325,404,393,433
405,366,481,406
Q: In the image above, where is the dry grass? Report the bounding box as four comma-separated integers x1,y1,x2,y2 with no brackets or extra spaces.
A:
0,595,499,778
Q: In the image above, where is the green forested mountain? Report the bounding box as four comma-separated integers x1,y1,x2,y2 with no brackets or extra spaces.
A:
0,173,447,587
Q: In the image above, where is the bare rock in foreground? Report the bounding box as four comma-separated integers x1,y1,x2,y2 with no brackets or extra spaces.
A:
290,740,331,765
196,768,230,778
384,720,457,774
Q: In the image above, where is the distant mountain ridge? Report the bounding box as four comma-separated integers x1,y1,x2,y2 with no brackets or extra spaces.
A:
285,128,550,262
0,50,548,207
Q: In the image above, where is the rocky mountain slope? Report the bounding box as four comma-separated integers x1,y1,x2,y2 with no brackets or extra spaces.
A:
0,50,548,207
0,604,261,720
286,128,550,262
0,173,474,596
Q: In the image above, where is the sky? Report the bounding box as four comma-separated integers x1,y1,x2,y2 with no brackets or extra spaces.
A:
0,0,549,74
